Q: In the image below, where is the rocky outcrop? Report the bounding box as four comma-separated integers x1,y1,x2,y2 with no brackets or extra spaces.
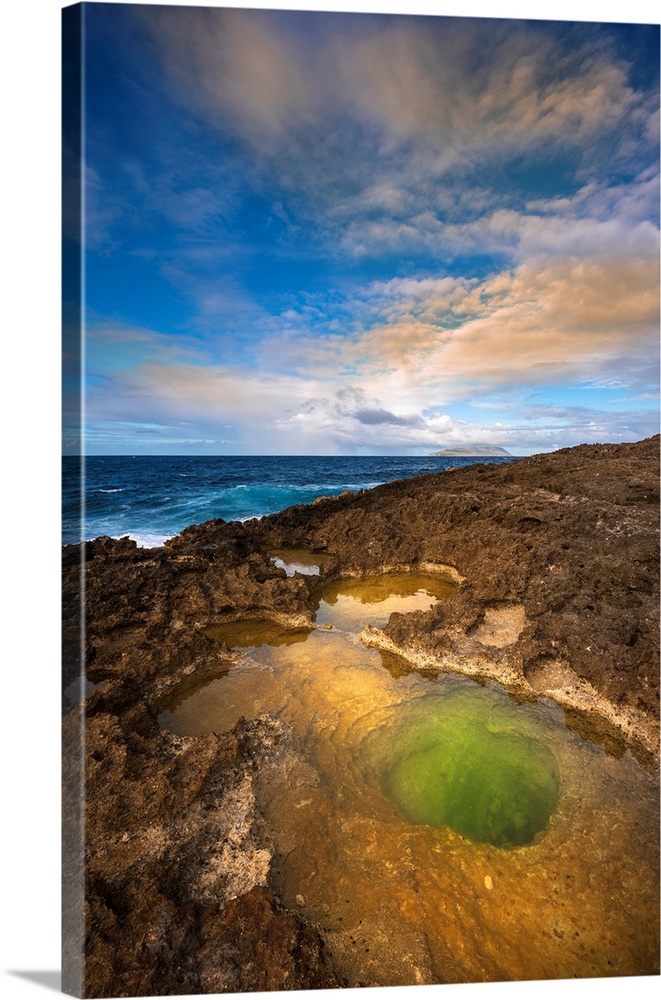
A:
62,436,660,995
63,698,340,996
251,436,660,747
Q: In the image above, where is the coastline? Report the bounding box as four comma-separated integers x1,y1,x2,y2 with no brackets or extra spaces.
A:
245,435,660,762
62,436,660,995
62,453,518,548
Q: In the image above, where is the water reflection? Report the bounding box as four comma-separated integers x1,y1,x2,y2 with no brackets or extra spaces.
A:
203,618,312,648
313,570,457,631
158,572,659,984
270,548,332,577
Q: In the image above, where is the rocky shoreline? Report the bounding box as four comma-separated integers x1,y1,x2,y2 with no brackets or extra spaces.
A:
62,436,660,996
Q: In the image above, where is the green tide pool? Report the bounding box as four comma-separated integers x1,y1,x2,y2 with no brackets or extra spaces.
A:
159,569,659,984
380,688,560,848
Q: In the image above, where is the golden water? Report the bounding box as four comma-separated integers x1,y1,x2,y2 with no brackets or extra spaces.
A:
160,573,659,985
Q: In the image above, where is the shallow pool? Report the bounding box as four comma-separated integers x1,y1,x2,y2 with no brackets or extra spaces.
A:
159,572,659,985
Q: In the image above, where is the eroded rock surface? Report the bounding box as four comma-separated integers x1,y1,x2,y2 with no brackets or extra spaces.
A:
63,705,340,996
62,436,660,995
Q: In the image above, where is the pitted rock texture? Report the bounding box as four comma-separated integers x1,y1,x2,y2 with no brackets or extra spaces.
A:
252,436,660,736
62,436,659,995
63,703,340,997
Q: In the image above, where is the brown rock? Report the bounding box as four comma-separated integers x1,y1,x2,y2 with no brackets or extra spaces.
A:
62,436,660,995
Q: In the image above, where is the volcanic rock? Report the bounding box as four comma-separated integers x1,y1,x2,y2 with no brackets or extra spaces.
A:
62,436,660,995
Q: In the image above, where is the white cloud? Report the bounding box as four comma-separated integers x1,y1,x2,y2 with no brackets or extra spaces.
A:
271,386,658,455
339,174,660,262
87,242,659,453
144,8,659,247
84,8,659,455
256,251,660,394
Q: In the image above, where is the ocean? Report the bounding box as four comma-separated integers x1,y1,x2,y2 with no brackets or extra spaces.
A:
62,454,515,548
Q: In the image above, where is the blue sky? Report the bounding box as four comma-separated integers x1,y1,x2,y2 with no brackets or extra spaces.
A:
67,2,660,455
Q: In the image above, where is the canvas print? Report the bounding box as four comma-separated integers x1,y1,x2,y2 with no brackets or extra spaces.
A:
62,2,660,997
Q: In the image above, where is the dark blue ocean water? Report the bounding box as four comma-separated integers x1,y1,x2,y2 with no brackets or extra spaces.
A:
62,454,515,547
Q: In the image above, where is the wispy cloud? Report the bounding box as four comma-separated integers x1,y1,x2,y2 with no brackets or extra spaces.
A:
246,251,660,391
81,6,659,455
86,241,659,452
144,10,658,233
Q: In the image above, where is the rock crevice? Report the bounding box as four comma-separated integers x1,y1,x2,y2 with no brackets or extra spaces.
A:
62,436,660,994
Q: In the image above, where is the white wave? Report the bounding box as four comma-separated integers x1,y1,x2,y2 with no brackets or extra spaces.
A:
98,488,124,493
169,497,214,510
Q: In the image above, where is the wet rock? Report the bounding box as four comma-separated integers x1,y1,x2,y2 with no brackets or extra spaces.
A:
65,707,340,996
62,436,659,994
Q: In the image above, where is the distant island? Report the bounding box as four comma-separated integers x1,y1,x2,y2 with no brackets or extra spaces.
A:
429,445,513,457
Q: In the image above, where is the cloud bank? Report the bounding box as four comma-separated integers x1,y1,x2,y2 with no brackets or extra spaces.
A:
80,7,660,455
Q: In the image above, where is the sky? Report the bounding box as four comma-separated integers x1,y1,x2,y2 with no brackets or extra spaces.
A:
5,4,660,999
64,1,660,456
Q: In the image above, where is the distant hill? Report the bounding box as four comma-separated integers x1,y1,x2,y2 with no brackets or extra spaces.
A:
429,445,513,457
